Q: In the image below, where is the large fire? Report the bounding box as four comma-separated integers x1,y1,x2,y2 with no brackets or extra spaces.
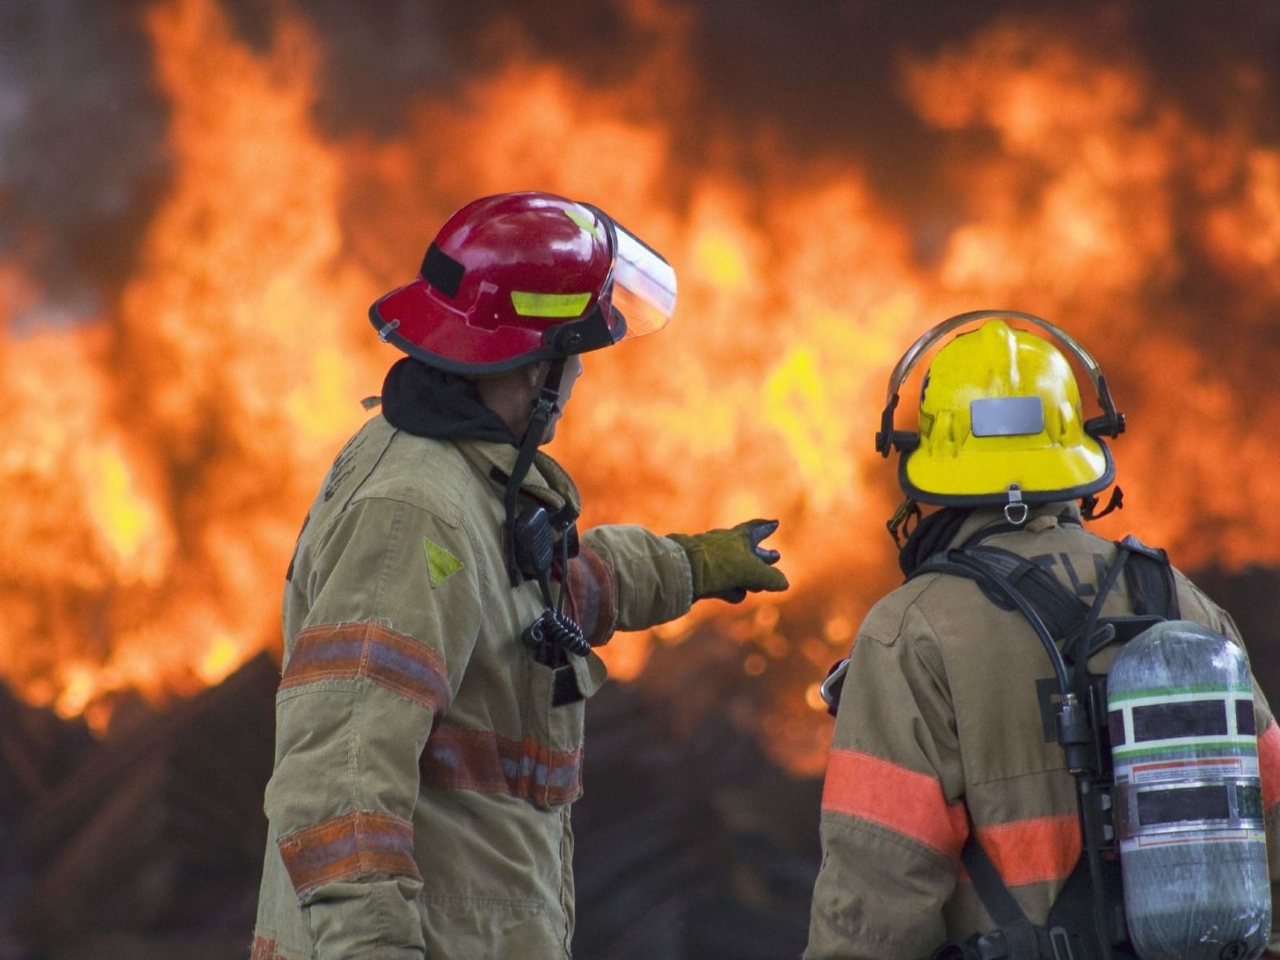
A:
2,0,1278,774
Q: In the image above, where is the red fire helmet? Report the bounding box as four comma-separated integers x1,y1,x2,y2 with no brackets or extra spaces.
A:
369,191,677,374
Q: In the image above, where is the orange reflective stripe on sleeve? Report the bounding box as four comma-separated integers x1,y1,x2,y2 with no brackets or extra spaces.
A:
277,810,420,899
281,620,452,712
822,747,968,858
974,813,1081,887
566,546,616,647
1259,720,1280,812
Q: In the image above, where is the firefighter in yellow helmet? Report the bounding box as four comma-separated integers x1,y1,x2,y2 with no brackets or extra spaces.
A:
805,312,1280,959
251,192,788,960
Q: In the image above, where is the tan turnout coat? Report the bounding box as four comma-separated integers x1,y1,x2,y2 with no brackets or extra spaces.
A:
252,414,692,960
805,503,1280,960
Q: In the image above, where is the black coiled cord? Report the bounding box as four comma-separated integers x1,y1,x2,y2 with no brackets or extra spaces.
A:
522,608,590,665
512,499,591,667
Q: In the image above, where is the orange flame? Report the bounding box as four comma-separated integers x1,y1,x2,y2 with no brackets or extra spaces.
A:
2,0,1279,775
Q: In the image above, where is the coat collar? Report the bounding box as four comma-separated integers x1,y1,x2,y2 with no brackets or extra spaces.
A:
949,500,1082,548
454,439,582,515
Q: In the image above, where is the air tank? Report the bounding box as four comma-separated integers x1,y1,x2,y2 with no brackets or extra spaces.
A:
1107,620,1270,960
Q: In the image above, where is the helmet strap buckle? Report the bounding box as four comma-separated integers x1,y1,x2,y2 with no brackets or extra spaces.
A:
1080,486,1124,521
1003,484,1029,526
531,392,559,424
875,392,921,457
886,498,923,547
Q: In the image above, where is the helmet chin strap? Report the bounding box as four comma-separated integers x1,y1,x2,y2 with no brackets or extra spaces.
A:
502,358,567,587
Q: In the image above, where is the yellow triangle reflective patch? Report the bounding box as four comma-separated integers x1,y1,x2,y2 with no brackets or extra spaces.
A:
423,538,464,587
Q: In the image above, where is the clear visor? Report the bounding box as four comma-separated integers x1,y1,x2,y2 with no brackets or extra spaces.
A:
608,219,677,337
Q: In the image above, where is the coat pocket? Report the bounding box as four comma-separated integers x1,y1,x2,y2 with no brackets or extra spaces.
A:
420,894,553,960
520,654,588,809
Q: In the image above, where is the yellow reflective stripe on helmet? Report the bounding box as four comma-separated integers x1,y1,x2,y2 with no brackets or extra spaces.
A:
563,206,602,241
510,291,592,317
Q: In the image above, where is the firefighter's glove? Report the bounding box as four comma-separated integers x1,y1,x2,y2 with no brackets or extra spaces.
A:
667,519,789,604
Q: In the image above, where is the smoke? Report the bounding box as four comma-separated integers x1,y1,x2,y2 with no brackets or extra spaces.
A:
4,0,1278,317
0,0,169,319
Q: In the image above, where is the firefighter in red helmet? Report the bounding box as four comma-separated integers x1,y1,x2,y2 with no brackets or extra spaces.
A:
252,192,789,960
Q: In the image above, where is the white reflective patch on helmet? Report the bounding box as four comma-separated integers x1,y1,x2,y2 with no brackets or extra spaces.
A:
970,395,1045,437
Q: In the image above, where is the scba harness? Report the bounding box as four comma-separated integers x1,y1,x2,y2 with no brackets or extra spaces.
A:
917,529,1177,960
891,528,1272,960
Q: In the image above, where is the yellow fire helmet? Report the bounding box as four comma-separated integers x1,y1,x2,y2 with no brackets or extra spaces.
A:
875,311,1125,519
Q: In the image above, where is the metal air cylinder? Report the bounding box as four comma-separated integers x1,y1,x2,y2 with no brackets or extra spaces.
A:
1107,619,1270,960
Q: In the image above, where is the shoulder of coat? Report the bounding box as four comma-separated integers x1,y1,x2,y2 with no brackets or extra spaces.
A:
855,576,940,647
349,430,475,530
1170,566,1233,629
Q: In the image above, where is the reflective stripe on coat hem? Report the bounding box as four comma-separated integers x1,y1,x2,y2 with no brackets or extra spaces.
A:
420,726,584,806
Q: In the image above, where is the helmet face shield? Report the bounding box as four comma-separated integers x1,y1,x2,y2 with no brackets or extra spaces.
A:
541,208,676,356
607,218,677,339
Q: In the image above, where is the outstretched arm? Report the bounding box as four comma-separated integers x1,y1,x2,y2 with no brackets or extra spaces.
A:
571,518,789,646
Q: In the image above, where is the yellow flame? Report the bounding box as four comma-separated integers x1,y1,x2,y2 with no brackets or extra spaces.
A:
763,346,856,508
85,445,167,582
693,228,750,289
199,633,246,684
56,665,98,719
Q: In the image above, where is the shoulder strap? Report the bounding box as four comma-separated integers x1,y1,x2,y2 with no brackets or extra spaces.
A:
1116,534,1179,620
956,831,1069,960
913,534,1179,656
914,545,1090,651
961,831,1031,929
